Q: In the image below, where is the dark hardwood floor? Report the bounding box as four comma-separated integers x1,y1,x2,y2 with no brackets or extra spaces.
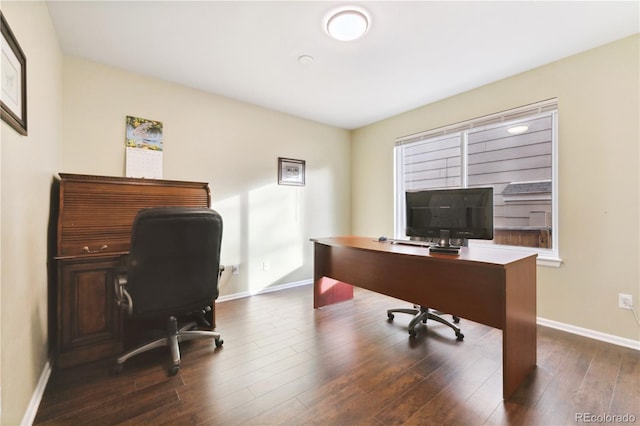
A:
35,285,639,425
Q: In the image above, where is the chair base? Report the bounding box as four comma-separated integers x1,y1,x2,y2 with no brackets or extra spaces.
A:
387,306,464,340
114,315,223,376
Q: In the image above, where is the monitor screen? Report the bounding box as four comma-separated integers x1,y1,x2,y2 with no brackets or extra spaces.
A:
405,187,494,243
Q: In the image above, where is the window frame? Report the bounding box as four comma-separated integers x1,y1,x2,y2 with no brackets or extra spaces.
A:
394,100,561,267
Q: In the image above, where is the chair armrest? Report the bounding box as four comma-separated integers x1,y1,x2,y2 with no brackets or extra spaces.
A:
114,272,133,316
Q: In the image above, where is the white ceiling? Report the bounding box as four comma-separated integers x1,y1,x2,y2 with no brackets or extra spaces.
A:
47,1,639,130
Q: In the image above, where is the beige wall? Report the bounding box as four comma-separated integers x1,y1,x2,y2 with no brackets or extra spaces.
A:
1,3,637,423
61,57,352,297
352,35,640,342
0,2,63,424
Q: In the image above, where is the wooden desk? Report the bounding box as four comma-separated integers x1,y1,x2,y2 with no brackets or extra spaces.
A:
312,236,537,399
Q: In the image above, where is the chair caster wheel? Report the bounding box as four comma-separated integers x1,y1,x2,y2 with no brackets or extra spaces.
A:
409,329,417,338
215,338,224,348
387,313,394,321
169,365,180,376
456,333,464,341
453,316,460,324
112,364,124,375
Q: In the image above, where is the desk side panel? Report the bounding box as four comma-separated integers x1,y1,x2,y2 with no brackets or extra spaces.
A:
503,256,537,398
314,243,354,308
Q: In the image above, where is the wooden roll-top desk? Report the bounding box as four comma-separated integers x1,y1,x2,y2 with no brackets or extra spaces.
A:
51,173,212,369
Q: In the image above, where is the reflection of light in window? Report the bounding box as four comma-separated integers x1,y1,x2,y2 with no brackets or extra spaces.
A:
507,125,529,134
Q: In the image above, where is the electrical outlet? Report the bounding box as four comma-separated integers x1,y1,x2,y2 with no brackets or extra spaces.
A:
618,293,633,310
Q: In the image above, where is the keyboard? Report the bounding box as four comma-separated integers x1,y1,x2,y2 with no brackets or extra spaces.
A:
388,239,432,248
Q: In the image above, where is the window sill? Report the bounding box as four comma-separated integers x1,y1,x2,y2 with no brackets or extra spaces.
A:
537,255,563,268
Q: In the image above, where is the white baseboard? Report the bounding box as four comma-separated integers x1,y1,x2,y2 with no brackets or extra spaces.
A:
537,317,640,350
217,279,312,303
21,359,51,426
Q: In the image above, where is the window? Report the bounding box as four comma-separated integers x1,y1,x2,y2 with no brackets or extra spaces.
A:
394,99,560,266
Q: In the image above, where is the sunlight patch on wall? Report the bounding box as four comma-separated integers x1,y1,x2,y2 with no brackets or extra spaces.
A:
248,182,304,292
211,194,241,289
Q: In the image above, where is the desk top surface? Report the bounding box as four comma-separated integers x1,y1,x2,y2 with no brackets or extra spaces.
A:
312,236,537,267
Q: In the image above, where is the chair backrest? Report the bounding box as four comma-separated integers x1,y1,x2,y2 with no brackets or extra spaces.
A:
126,207,223,318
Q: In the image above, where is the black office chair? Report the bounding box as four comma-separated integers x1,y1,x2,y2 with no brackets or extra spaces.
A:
387,305,464,341
114,207,224,375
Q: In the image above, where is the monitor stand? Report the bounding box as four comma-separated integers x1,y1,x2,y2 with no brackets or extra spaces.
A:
429,230,460,255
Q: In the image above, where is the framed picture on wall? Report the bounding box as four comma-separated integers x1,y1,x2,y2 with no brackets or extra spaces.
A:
278,157,305,186
1,11,27,136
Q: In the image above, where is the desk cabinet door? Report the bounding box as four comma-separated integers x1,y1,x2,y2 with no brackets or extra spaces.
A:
56,257,123,369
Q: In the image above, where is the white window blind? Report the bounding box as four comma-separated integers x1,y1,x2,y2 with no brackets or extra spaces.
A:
395,99,558,146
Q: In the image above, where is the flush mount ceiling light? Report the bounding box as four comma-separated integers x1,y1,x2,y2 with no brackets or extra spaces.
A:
507,125,529,135
325,6,370,41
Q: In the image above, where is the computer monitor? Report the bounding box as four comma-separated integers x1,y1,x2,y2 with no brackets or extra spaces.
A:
405,187,494,254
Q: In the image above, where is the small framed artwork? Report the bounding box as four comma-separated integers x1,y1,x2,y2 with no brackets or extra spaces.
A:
278,157,305,186
1,11,27,135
